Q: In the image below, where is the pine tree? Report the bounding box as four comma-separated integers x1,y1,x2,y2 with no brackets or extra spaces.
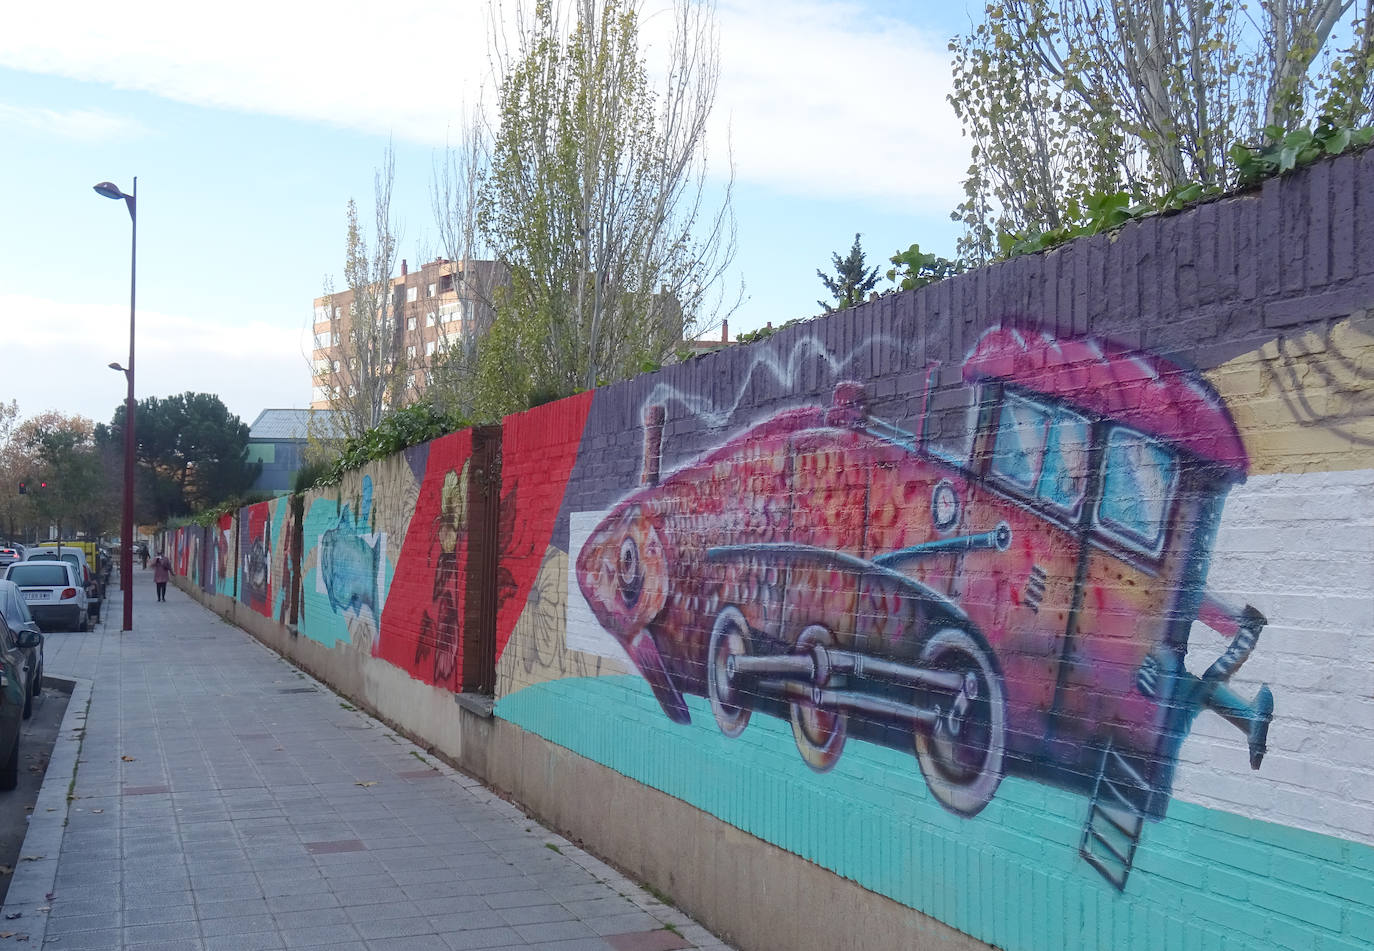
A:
817,234,881,313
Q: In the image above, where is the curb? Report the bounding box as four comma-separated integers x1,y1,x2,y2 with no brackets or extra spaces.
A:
0,674,92,945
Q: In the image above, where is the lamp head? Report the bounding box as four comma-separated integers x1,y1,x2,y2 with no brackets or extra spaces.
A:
109,362,126,372
93,182,126,200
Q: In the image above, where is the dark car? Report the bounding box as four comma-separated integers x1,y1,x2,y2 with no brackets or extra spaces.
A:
0,581,44,720
0,595,43,789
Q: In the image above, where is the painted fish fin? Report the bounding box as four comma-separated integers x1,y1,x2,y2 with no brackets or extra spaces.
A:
627,629,691,725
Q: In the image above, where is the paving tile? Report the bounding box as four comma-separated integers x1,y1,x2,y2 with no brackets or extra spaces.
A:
604,930,691,951
442,926,525,950
515,919,598,943
122,917,202,943
276,906,355,929
205,932,286,951
428,908,510,933
500,903,578,926
45,912,121,935
279,922,363,947
199,912,278,936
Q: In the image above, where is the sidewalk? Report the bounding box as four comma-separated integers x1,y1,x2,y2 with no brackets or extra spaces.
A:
1,569,734,951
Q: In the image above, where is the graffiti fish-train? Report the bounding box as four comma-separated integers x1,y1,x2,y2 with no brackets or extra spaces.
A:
576,327,1275,888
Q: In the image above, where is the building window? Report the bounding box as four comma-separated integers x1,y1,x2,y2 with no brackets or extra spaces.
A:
332,331,341,345
348,385,357,398
462,299,475,320
426,340,437,356
426,312,436,327
314,333,329,350
407,345,416,359
407,373,416,388
331,359,340,372
427,283,436,298
406,315,417,331
406,286,418,303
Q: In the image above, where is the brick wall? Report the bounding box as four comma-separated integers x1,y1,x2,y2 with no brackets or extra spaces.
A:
171,149,1374,951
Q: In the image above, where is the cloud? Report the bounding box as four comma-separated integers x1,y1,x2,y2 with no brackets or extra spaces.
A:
1,295,311,426
0,103,147,142
1,0,966,208
712,1,966,207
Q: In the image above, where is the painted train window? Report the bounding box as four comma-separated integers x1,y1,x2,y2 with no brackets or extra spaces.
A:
1096,427,1177,553
990,394,1049,489
990,393,1090,514
924,380,977,465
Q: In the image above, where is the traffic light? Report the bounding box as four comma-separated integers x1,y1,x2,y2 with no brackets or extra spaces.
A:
17,482,24,495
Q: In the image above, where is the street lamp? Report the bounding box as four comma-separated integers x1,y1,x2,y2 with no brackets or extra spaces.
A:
95,178,136,633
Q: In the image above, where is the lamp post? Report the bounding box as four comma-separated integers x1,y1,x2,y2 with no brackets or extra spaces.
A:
95,178,136,633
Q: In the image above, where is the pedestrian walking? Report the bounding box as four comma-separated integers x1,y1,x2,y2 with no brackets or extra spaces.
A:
140,544,149,570
151,550,173,602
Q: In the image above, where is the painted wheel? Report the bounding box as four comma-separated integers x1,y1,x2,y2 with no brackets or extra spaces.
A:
789,625,846,773
707,606,752,738
913,627,1006,816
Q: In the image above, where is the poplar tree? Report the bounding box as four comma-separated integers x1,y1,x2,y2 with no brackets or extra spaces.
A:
949,0,1374,261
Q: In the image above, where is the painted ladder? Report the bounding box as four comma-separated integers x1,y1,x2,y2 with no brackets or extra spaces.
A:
1078,743,1151,889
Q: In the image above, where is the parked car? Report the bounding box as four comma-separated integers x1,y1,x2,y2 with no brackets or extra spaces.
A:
0,581,43,719
3,561,89,632
0,545,23,569
24,548,101,622
0,595,43,789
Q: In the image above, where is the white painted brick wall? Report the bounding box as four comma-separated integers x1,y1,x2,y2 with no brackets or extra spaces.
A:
1173,468,1374,847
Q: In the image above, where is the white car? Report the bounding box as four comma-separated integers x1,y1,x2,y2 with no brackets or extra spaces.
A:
24,548,101,622
3,561,89,632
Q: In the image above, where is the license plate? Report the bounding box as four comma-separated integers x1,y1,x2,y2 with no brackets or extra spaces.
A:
22,591,47,601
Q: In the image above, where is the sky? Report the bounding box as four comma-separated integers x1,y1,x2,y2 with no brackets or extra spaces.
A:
1,0,978,431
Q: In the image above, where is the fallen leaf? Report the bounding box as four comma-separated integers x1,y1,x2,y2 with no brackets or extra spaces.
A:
4,912,19,919
19,856,41,862
1,931,13,938
35,907,48,913
121,755,135,762
44,892,53,901
355,781,377,787
91,809,103,814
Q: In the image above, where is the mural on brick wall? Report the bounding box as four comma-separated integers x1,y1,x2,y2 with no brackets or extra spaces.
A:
571,326,1275,888
241,500,272,617
376,431,476,691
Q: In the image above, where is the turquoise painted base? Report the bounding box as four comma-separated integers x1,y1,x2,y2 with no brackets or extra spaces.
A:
497,675,1374,951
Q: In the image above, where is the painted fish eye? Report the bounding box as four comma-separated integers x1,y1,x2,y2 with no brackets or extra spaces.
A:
618,537,643,608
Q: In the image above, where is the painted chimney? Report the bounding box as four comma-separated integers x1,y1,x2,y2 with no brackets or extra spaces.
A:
721,319,728,343
641,405,667,486
401,259,408,276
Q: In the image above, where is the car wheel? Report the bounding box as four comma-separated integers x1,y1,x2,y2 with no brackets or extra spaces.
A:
0,736,18,791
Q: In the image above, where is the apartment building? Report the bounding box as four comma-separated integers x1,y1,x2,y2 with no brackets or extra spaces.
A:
310,257,501,409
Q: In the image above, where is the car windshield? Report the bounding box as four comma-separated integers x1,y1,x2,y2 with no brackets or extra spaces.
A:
7,564,69,586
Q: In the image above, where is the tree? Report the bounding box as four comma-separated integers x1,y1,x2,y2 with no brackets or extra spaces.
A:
320,146,410,439
96,393,259,521
817,234,881,313
0,400,30,540
428,118,505,421
12,413,113,541
473,0,738,417
949,0,1374,261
